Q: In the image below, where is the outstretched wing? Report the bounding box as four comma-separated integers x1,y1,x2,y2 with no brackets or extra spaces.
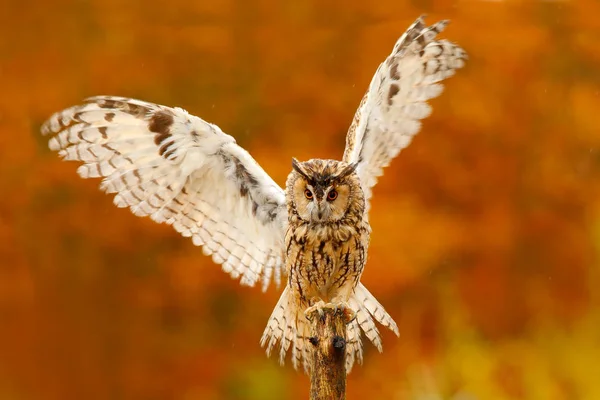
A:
42,96,287,290
343,16,467,214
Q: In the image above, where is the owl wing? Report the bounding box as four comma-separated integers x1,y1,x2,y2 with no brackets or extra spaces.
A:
343,16,467,214
41,96,287,291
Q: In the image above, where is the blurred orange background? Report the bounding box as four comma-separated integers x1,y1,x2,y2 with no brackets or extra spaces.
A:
2,0,600,399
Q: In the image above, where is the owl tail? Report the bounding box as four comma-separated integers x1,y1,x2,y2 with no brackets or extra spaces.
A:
260,283,399,374
260,286,312,373
346,283,399,372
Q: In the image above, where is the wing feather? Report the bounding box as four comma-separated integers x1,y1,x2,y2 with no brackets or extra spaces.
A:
42,96,287,290
343,16,467,214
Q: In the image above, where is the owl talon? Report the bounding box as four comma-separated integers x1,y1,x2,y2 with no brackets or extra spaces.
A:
304,301,356,324
330,301,356,324
305,300,327,321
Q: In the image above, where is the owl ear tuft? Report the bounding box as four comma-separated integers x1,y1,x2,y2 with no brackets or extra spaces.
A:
291,158,310,179
335,162,358,180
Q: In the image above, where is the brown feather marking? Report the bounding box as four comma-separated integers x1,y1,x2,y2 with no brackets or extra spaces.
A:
98,99,117,109
149,110,175,158
149,110,174,136
124,102,147,118
387,84,399,106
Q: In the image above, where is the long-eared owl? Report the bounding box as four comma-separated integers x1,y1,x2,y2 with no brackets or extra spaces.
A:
40,16,466,373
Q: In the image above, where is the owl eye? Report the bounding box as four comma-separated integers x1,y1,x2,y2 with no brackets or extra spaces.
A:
304,189,313,199
327,190,338,201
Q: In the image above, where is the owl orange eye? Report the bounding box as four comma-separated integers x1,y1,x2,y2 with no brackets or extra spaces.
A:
304,189,313,199
327,190,338,201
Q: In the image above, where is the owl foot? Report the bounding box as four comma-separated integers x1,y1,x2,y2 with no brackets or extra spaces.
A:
330,301,356,324
305,301,356,324
305,300,327,321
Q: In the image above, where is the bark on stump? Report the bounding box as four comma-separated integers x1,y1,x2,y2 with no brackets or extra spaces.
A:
307,307,348,400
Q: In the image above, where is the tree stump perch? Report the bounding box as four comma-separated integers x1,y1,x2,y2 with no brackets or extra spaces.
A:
307,306,350,400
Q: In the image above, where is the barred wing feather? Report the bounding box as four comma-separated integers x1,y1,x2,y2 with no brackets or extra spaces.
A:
41,96,287,290
343,16,467,215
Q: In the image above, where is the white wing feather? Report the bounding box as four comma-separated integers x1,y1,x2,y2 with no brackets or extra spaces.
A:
343,16,467,214
41,96,287,290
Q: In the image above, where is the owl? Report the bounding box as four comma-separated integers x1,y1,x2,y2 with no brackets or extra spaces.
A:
41,16,466,373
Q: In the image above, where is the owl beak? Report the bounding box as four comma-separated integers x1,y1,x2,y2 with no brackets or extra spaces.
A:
315,202,326,221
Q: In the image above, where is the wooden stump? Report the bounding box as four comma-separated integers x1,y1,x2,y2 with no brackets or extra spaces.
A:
307,307,348,400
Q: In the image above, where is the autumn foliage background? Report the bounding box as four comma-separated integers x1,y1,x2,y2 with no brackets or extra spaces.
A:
2,0,600,399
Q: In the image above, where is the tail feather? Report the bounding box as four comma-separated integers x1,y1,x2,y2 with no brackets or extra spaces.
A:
260,287,311,374
349,295,383,351
353,283,399,337
278,313,294,363
291,312,311,373
345,319,363,373
260,286,292,358
260,283,397,374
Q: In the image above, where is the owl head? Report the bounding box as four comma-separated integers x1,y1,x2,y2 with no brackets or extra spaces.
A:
286,158,364,224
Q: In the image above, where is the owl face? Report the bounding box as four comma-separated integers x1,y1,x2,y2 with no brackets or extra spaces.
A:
287,158,362,224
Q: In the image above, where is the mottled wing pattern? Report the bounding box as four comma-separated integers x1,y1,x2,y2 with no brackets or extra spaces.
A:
343,16,467,214
41,96,287,290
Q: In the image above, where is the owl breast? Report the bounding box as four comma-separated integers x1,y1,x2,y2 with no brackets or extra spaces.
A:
285,221,370,305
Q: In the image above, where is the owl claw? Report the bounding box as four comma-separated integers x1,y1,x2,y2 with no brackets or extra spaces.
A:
305,300,327,321
305,301,356,324
332,301,356,324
